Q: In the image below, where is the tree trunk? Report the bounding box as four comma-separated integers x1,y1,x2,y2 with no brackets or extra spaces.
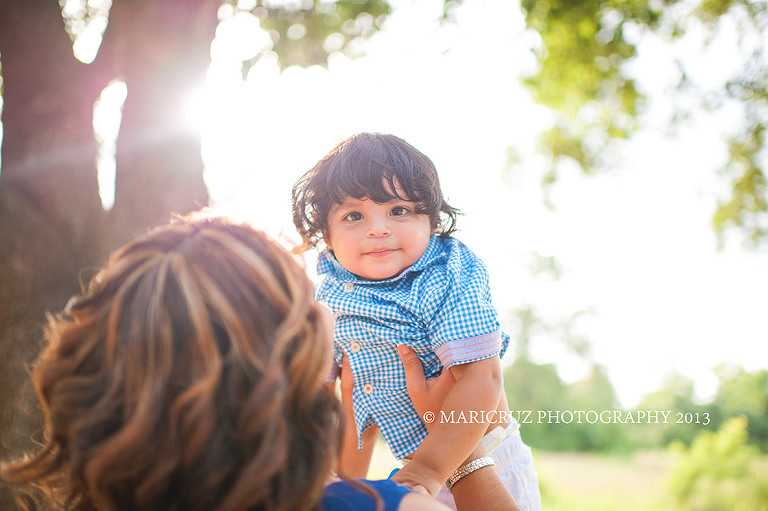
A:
0,1,217,507
0,0,106,508
105,0,217,245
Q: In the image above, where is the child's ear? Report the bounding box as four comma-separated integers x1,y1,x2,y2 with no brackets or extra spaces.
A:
322,231,332,251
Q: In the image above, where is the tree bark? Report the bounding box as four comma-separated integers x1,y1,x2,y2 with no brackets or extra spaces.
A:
0,0,106,508
105,0,217,245
0,1,217,507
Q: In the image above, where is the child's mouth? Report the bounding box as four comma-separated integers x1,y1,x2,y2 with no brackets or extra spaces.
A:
364,248,397,257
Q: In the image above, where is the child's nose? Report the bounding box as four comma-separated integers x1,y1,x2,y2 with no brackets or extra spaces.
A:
366,217,391,237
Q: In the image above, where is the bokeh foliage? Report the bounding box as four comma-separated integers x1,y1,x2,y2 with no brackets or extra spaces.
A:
504,358,768,455
629,373,714,449
711,365,768,451
666,416,768,511
504,358,629,452
222,0,390,70
522,0,658,176
520,0,768,244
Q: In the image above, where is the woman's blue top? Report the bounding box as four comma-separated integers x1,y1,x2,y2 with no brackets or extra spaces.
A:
321,479,411,511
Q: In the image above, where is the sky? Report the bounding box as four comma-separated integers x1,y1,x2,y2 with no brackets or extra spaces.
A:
184,0,768,408
76,0,768,408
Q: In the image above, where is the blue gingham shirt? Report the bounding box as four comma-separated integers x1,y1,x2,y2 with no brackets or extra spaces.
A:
317,235,510,459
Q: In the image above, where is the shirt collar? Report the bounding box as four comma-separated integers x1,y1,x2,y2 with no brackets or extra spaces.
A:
317,234,446,284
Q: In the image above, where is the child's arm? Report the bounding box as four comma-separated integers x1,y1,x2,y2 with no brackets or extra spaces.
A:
391,355,503,496
337,354,377,478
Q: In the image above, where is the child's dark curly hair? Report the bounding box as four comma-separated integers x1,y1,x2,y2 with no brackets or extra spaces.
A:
291,133,460,250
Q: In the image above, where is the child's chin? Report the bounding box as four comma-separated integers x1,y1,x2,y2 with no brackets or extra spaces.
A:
360,268,402,281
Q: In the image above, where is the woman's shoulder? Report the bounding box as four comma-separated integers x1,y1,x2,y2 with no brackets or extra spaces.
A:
322,479,407,511
321,479,448,511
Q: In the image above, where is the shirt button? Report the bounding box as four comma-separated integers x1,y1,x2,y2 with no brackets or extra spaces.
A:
350,342,361,353
343,282,355,293
362,383,373,394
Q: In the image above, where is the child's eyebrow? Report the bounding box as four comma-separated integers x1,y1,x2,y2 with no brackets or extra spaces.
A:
330,200,361,213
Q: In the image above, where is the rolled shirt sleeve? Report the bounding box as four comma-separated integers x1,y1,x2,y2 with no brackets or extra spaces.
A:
422,245,506,368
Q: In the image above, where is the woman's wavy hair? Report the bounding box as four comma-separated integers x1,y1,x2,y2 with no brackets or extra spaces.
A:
1,214,339,511
291,132,460,251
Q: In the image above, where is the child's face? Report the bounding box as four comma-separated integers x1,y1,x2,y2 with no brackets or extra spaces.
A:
326,193,432,281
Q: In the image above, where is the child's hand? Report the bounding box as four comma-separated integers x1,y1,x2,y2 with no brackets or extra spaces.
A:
390,458,443,497
397,345,455,431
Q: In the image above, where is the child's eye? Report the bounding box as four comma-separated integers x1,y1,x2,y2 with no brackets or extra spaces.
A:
343,212,362,222
391,206,410,216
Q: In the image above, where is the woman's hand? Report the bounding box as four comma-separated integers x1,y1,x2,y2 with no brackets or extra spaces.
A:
338,354,378,478
397,346,521,510
397,345,455,431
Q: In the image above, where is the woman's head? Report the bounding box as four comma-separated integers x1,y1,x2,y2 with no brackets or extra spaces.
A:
1,214,338,511
291,133,459,251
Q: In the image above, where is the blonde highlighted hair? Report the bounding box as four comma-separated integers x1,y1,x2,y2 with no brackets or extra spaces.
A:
1,215,339,511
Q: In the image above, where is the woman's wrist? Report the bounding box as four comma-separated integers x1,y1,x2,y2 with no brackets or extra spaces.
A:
445,455,496,491
461,444,487,466
392,457,443,497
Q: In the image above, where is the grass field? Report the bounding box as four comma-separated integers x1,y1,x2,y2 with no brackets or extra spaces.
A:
535,450,676,510
368,440,678,510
